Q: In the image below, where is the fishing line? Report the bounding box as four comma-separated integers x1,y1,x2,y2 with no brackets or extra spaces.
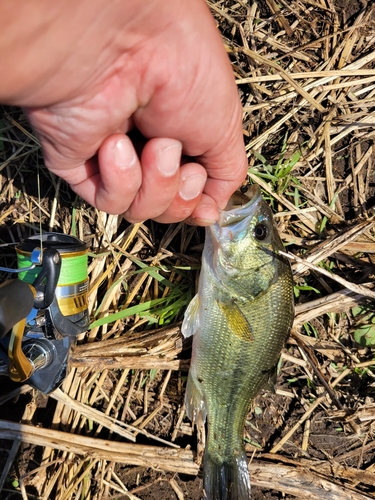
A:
36,161,43,255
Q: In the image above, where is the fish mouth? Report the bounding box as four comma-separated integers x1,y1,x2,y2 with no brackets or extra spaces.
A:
207,184,263,271
219,184,262,228
206,183,275,276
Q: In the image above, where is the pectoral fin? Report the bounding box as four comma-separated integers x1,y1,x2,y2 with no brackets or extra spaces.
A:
181,294,200,338
217,300,254,342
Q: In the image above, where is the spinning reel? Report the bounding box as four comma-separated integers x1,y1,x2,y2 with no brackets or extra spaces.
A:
0,233,89,393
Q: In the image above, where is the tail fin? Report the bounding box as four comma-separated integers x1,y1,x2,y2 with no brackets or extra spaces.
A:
203,448,251,500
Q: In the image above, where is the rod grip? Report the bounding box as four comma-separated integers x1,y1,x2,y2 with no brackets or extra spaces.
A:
0,280,35,338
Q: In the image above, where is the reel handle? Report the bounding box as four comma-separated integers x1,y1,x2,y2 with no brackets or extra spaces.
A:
8,318,33,382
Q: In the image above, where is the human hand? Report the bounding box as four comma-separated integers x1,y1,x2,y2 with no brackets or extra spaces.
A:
0,0,248,224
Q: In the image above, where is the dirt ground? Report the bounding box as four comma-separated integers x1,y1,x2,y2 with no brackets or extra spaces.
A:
1,0,375,499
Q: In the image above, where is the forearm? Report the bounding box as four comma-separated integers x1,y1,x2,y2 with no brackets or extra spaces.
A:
0,0,183,106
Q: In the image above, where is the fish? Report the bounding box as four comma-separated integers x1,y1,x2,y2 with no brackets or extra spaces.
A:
182,184,294,500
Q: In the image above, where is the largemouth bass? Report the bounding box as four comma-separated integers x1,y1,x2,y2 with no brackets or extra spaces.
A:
182,185,294,500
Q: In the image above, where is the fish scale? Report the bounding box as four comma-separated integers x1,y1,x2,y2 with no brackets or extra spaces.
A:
182,185,294,500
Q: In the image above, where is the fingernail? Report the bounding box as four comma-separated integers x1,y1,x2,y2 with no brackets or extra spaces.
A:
157,144,181,177
113,139,137,169
180,174,206,201
188,217,217,226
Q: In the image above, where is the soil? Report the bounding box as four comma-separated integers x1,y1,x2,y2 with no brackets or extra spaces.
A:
1,0,375,499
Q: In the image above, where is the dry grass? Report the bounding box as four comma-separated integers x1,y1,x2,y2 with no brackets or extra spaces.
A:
1,0,375,499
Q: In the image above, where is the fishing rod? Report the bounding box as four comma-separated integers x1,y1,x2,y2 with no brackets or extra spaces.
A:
0,233,89,393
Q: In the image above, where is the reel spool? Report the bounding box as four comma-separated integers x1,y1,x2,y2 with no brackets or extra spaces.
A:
16,233,89,336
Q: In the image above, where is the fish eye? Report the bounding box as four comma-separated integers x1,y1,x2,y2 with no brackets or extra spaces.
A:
254,223,268,240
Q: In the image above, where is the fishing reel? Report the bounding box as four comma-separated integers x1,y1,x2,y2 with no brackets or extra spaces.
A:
0,233,89,393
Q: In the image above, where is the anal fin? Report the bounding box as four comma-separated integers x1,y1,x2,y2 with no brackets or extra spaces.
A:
185,373,207,425
185,373,207,467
